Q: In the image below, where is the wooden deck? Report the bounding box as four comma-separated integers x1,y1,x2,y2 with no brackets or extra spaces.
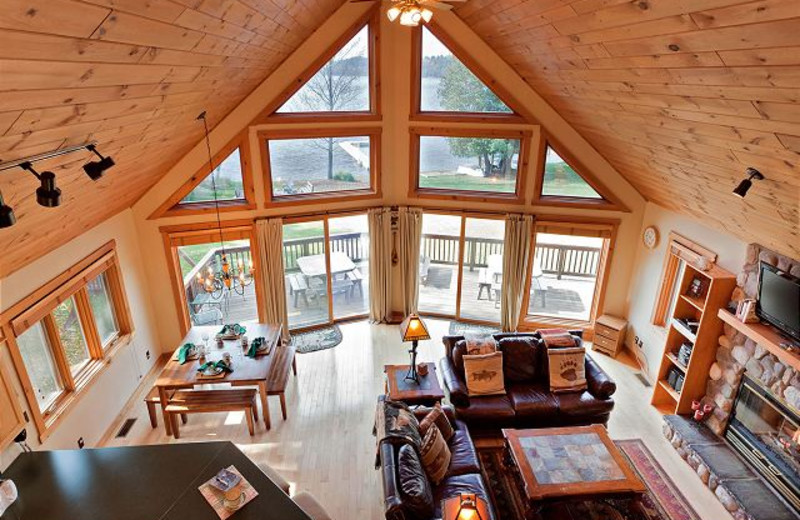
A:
191,262,596,328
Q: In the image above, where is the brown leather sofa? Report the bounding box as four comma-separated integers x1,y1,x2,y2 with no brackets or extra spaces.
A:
379,405,495,520
439,332,616,432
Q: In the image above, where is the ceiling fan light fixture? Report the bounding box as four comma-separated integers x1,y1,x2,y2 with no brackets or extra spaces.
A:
400,7,421,26
387,5,401,21
421,8,433,22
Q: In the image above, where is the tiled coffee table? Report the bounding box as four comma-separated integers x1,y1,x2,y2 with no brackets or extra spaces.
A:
503,425,646,518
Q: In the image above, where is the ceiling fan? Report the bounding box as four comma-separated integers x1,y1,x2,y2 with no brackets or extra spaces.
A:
352,0,466,26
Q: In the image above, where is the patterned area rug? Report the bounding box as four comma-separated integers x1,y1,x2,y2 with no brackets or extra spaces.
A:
291,325,343,354
448,321,500,336
478,440,699,520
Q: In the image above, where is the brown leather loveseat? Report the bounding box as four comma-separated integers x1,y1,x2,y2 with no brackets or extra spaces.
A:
378,404,495,520
439,332,616,432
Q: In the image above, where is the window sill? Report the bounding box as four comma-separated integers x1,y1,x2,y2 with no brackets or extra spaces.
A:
266,189,380,207
533,196,629,212
411,187,524,205
153,201,256,219
38,332,135,442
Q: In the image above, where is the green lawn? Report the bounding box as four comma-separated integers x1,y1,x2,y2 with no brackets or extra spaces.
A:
419,174,517,193
542,163,603,199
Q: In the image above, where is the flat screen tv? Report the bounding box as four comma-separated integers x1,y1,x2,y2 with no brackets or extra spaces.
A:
757,262,800,343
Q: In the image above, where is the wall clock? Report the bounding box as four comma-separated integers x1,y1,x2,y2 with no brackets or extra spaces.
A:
643,226,659,249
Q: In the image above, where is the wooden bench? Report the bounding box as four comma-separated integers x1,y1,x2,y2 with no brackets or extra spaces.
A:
267,344,297,421
288,274,309,308
477,268,492,300
145,387,187,428
165,389,259,439
346,269,364,298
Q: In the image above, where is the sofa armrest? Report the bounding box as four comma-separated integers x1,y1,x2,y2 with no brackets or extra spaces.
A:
379,442,407,520
585,354,616,400
439,357,470,408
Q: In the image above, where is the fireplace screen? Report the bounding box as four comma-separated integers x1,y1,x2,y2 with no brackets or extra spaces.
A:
727,375,800,509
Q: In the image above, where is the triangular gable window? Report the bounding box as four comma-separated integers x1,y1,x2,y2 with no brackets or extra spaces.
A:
541,146,604,200
420,26,512,114
276,25,370,114
181,148,245,204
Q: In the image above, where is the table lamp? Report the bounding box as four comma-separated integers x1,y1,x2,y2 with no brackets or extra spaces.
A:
399,313,430,384
441,493,489,520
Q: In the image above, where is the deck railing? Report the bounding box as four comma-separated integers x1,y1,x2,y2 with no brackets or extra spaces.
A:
182,233,601,301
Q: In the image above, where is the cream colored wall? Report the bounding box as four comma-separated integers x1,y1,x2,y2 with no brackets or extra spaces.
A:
0,210,160,471
132,3,646,351
624,203,748,380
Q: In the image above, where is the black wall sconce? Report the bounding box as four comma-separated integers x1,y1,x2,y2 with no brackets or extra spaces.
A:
733,167,764,198
0,143,114,228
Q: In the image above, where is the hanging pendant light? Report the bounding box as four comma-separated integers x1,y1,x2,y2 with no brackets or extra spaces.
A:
194,112,254,300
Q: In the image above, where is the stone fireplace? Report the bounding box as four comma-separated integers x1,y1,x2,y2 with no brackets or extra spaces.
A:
663,244,800,520
704,244,800,436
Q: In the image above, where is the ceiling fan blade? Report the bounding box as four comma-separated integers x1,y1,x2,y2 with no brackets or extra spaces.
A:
426,2,454,10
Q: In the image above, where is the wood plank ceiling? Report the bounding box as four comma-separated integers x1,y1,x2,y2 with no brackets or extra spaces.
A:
456,0,800,259
0,0,346,279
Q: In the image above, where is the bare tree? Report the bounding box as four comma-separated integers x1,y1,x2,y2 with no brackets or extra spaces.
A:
295,37,366,180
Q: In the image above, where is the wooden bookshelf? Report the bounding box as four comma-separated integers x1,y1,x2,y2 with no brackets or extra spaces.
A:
651,263,736,415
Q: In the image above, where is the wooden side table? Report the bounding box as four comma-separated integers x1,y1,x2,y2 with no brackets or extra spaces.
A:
593,314,627,357
384,363,444,406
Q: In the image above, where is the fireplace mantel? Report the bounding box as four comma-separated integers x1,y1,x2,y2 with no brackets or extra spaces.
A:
718,308,800,372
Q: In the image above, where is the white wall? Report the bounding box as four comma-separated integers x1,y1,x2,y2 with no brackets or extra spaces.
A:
0,210,160,471
625,203,748,379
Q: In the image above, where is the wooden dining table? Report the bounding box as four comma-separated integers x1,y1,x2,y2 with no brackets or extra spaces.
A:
155,323,283,436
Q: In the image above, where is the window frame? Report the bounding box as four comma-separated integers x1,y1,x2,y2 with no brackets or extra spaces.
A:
260,127,382,207
0,332,26,451
2,241,134,441
410,22,528,124
261,8,381,124
533,135,628,211
519,218,619,335
651,232,718,327
161,220,265,336
148,132,256,219
409,127,530,204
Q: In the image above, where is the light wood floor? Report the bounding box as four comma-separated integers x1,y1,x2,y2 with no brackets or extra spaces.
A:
102,319,732,520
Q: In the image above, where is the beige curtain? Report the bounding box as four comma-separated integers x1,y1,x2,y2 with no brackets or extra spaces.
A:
368,207,393,323
398,207,423,316
255,218,290,343
501,214,533,332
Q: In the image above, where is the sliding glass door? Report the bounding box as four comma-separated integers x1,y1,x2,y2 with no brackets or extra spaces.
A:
418,214,461,316
459,218,505,323
283,214,370,331
418,212,505,324
329,215,370,320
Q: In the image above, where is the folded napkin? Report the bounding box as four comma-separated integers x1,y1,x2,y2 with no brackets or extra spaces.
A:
178,343,195,364
197,360,233,374
247,337,266,358
219,324,246,337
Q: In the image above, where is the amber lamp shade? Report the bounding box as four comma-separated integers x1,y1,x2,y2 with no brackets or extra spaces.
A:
399,314,430,384
442,494,489,520
400,314,430,342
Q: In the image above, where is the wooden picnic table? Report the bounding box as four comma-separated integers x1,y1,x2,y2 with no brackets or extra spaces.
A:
296,252,356,278
155,323,283,436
